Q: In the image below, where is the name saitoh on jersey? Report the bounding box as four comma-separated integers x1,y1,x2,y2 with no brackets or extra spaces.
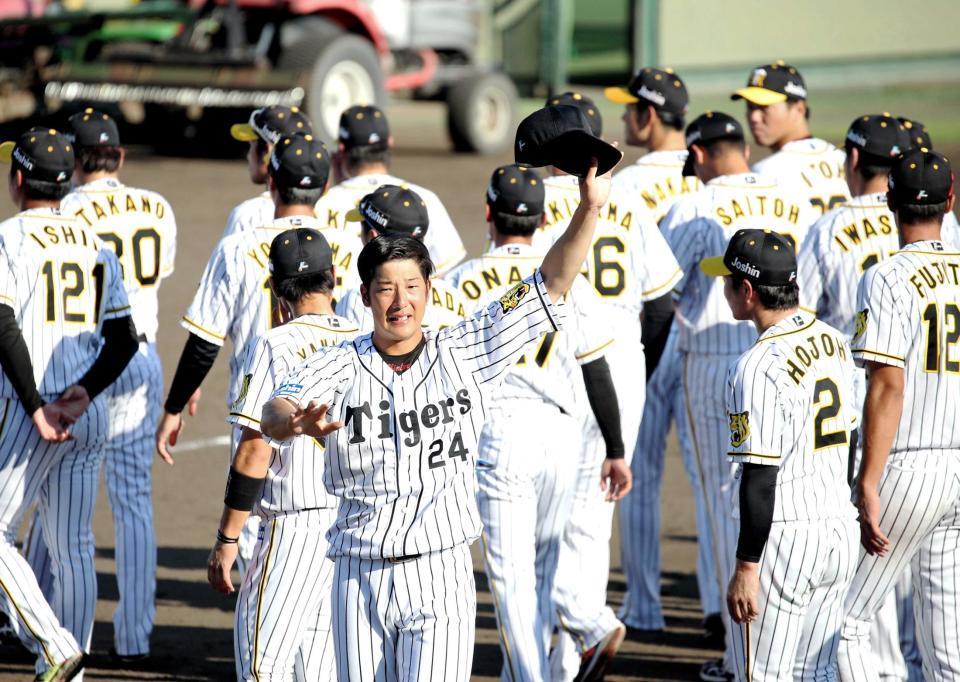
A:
346,390,472,446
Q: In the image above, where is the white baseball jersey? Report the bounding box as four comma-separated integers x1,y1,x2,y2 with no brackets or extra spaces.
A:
228,312,360,516
611,149,703,222
221,191,273,239
850,240,960,454
0,208,130,398
662,172,816,355
183,215,363,406
270,270,565,559
314,173,466,273
752,138,851,216
335,275,466,333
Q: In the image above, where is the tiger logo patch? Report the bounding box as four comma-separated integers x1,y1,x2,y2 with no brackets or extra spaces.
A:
853,308,868,341
499,281,530,313
729,411,750,448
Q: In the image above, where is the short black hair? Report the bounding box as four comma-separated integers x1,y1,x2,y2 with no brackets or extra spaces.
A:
703,137,747,159
894,201,948,226
12,168,70,201
632,102,684,131
276,185,325,206
346,145,391,169
844,143,894,182
358,234,434,289
731,274,800,311
273,268,335,302
76,145,122,174
786,98,810,120
491,211,541,236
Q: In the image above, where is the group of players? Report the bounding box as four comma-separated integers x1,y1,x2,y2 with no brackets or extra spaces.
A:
0,55,955,682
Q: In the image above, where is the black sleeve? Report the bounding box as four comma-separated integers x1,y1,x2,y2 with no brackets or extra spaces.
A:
77,316,139,400
164,333,220,414
0,304,43,414
641,293,674,379
736,463,778,563
580,356,624,459
847,429,859,487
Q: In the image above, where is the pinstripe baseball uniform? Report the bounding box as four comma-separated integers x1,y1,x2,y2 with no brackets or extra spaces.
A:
0,207,128,675
314,174,466,274
662,172,815,670
222,191,273,239
336,276,467,333
726,312,859,681
228,312,358,681
839,240,960,682
611,149,703,222
269,269,565,681
446,244,612,681
752,138,851,216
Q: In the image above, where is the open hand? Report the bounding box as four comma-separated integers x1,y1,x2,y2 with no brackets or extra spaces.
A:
207,541,239,595
289,401,344,440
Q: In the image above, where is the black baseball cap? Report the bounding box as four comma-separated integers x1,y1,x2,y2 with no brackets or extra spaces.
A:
515,104,622,177
269,228,333,283
487,164,544,217
700,229,798,286
0,127,74,182
338,104,390,150
888,148,954,207
731,61,807,106
546,92,602,137
346,184,429,238
604,67,689,117
231,106,312,144
268,133,330,191
67,108,120,147
845,113,909,162
681,112,745,176
898,117,933,151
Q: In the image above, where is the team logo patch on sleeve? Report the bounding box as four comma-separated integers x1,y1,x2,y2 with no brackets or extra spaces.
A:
275,382,304,398
232,374,252,410
853,308,869,341
499,281,531,313
729,411,750,448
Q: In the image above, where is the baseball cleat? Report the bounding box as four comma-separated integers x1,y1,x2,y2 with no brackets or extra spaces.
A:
574,623,626,681
698,657,734,682
34,653,84,682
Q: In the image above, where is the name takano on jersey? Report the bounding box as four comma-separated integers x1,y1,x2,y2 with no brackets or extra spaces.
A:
69,189,168,227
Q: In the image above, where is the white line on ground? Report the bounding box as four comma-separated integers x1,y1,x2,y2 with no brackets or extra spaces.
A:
170,434,232,452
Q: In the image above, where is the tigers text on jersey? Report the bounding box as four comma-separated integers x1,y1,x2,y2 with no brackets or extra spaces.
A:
336,276,467,333
611,149,703,222
61,178,176,342
850,240,960,454
0,208,129,397
662,172,816,354
752,138,851,216
228,313,360,515
446,243,613,416
726,312,858,521
182,215,363,406
221,191,272,239
314,173,466,273
269,270,565,559
532,175,683,342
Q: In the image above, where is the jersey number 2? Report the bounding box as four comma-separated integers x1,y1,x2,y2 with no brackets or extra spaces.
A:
812,377,847,450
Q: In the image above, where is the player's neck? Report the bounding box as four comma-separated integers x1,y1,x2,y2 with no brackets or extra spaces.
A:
493,233,532,248
898,222,943,247
770,125,811,152
346,162,389,179
274,204,315,219
701,156,750,183
856,174,889,198
77,170,118,185
372,329,425,356
20,198,60,212
650,128,686,152
753,306,798,335
288,293,335,318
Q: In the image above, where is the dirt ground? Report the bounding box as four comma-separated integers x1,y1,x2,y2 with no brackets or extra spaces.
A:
1,100,956,681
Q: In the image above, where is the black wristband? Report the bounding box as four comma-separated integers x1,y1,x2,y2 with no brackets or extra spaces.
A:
223,466,266,512
216,529,239,544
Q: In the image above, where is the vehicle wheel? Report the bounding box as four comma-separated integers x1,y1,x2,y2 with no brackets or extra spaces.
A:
446,72,517,154
280,27,386,143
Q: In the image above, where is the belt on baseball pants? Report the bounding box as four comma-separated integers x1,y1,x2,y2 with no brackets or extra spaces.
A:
386,553,421,564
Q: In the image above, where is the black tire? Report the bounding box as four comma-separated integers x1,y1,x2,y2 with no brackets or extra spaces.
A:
279,24,386,143
446,72,518,154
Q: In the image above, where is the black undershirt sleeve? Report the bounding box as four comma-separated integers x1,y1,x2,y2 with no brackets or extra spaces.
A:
164,333,221,414
580,356,624,459
640,293,674,380
0,304,43,414
77,315,139,400
736,463,778,563
847,429,859,487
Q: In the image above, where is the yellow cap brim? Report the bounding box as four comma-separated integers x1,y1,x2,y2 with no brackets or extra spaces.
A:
700,256,731,277
731,87,788,106
345,208,363,222
0,141,14,163
604,86,639,104
230,123,258,142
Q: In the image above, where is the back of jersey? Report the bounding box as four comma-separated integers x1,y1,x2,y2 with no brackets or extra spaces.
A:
752,138,850,216
0,208,126,396
611,149,703,222
62,178,176,342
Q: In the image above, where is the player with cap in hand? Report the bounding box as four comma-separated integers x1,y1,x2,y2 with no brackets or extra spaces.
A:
223,105,313,238
336,184,467,331
315,104,466,274
208,227,357,681
446,164,626,681
732,61,850,215
661,111,815,682
839,149,960,681
700,228,859,680
0,127,137,681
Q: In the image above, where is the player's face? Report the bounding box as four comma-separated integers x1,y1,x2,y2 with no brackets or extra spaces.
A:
746,102,792,148
366,259,430,345
247,141,269,184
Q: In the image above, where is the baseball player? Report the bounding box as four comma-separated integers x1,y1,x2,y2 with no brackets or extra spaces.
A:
661,111,815,682
23,109,177,662
446,164,628,681
314,104,466,274
207,228,358,681
897,118,960,243
701,229,859,680
222,106,313,238
258,146,617,681
839,150,960,680
731,61,851,215
336,184,467,332
0,127,136,680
